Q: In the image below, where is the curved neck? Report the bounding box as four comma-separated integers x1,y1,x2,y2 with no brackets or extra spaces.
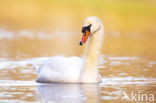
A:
80,25,104,83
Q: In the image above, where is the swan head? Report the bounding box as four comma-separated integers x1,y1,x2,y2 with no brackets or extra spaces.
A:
80,16,102,45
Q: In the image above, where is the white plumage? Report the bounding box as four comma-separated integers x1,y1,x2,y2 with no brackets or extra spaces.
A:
36,16,104,83
36,56,84,83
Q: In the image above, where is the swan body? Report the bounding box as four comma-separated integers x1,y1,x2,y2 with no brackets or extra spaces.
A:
36,16,104,83
36,56,83,83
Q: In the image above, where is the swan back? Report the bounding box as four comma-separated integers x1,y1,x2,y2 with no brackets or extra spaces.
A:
36,56,84,83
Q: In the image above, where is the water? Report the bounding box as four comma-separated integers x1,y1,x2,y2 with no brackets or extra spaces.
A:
0,0,156,102
0,31,155,102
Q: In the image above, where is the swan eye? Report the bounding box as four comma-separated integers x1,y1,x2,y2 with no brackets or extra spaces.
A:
82,24,92,33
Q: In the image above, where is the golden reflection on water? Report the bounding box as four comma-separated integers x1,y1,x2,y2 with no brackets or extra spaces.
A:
0,55,155,102
0,0,156,103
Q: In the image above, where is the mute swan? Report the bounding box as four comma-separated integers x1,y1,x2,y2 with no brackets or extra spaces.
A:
36,16,104,83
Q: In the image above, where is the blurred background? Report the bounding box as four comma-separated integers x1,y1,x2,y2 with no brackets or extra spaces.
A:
0,0,156,60
0,0,156,102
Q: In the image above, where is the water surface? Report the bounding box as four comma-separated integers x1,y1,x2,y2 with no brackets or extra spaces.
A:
0,0,156,102
0,48,155,102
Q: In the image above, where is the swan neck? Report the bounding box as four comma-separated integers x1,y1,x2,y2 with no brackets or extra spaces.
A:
84,28,104,65
80,26,104,83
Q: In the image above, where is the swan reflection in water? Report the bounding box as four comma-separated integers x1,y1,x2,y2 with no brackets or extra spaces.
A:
36,84,100,103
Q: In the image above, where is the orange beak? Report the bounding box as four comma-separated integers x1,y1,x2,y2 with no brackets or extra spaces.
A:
80,30,90,45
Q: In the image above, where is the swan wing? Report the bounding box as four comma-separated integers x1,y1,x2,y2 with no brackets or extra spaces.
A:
36,56,83,83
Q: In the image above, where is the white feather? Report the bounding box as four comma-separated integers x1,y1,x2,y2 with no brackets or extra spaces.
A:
36,56,84,83
36,16,104,83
